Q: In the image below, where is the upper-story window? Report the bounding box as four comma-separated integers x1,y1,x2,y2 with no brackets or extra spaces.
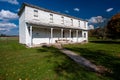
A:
78,20,80,27
71,19,73,26
61,16,64,24
34,10,38,17
84,21,86,28
50,14,53,23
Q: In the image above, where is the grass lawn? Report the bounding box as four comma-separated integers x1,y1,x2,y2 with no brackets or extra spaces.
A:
64,40,120,80
0,37,120,80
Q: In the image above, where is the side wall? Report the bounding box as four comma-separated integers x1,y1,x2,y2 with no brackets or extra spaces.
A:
19,9,26,44
19,7,32,46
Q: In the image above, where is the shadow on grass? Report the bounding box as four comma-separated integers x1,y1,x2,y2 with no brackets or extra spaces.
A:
65,47,120,80
90,40,120,44
37,46,97,80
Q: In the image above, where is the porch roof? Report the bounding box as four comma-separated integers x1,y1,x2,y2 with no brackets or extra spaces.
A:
26,20,88,30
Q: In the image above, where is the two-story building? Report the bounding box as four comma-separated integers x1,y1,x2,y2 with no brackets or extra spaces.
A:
18,3,88,47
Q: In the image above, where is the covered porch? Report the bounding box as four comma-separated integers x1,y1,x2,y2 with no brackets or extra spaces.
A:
27,22,87,47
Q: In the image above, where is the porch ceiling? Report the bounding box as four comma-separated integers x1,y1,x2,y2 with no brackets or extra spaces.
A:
26,20,87,30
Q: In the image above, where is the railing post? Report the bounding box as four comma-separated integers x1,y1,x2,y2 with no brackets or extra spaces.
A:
51,28,53,43
76,30,78,42
30,25,32,47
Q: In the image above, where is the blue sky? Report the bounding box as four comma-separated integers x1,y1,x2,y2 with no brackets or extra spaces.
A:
0,0,120,35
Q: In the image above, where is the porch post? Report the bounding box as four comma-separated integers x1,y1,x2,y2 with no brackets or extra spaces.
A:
69,29,71,38
61,29,63,38
51,28,53,43
76,30,78,42
30,25,32,47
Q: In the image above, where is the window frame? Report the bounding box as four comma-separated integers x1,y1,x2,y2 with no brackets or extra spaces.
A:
78,20,80,27
61,16,64,24
34,9,38,17
84,21,86,28
49,14,53,23
71,19,73,26
84,33,86,38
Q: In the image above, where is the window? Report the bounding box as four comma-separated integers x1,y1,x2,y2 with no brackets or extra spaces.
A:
78,20,80,27
71,19,73,26
63,31,65,38
78,31,82,37
71,31,73,38
34,10,38,17
84,33,86,38
61,16,64,24
84,21,86,28
50,14,53,23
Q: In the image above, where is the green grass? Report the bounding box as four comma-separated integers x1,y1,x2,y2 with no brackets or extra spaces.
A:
64,40,120,80
0,37,120,80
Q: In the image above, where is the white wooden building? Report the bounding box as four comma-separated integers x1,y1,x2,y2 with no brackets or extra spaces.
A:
18,3,88,47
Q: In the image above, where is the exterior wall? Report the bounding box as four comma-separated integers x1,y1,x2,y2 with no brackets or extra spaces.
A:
19,9,26,44
19,7,32,46
25,6,87,29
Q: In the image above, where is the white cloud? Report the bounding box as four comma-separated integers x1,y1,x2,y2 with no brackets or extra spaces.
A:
0,0,19,5
0,22,17,28
65,10,69,13
0,9,18,34
0,22,17,31
88,16,106,24
106,8,113,12
0,9,18,20
74,8,80,12
88,25,94,30
0,28,6,31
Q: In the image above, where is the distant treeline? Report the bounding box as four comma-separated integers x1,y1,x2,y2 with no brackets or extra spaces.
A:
89,13,120,39
0,34,18,37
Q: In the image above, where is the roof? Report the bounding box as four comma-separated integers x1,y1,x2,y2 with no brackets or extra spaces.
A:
18,3,88,22
26,20,88,30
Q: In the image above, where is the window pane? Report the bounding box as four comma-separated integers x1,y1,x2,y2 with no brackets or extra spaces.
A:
61,16,64,24
71,19,73,26
34,10,38,12
84,21,86,28
34,10,38,17
50,14,53,23
78,21,80,27
84,33,86,38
